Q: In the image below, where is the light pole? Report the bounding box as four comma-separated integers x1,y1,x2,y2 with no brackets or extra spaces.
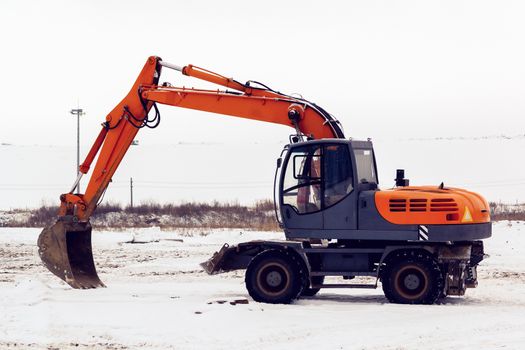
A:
130,177,134,208
70,107,85,193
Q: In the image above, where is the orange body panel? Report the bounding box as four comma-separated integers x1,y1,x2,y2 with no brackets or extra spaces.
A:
375,186,490,225
141,87,337,139
72,57,160,221
59,56,340,222
182,65,250,93
182,64,284,99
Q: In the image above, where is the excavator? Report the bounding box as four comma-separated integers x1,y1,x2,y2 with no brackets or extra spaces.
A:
38,56,491,304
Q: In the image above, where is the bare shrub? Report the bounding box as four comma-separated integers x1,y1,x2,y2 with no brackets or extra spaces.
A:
17,200,524,230
26,205,59,227
9,200,279,230
21,202,125,227
490,201,525,221
121,200,279,230
254,199,275,212
95,202,122,214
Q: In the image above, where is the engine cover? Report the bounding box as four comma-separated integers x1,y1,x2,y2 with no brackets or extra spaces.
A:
375,186,490,225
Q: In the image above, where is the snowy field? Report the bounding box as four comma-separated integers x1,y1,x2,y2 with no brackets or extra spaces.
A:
1,221,524,349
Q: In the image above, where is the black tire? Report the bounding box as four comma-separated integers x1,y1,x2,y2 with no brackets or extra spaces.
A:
381,251,444,305
301,276,325,297
245,249,305,304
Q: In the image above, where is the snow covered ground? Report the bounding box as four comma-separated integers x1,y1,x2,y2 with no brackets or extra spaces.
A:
1,221,524,349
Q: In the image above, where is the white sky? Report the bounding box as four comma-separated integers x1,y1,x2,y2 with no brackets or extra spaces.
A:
1,0,524,148
0,0,524,207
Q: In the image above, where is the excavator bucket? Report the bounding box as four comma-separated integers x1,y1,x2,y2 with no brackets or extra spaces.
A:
37,220,105,289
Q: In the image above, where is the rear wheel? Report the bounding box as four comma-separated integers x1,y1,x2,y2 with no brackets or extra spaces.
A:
245,249,305,304
381,251,443,304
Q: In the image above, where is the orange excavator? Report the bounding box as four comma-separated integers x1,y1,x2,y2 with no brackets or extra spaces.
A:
38,56,491,304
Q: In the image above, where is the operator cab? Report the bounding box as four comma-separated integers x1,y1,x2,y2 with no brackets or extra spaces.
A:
277,139,378,237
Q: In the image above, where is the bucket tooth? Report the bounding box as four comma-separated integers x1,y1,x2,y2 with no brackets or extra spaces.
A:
37,220,105,289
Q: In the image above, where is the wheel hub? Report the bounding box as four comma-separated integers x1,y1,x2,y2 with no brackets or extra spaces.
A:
257,262,291,296
394,265,429,300
266,271,283,287
403,273,421,290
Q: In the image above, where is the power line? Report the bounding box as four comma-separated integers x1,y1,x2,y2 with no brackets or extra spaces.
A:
2,177,525,191
132,180,269,185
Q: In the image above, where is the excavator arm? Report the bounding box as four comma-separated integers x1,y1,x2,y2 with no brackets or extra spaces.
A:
37,56,344,288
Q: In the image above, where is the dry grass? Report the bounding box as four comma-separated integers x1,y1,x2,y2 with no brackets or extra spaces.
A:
26,205,58,227
7,200,280,231
489,202,525,221
3,200,523,230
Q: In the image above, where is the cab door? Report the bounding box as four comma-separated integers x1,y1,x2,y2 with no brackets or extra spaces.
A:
321,143,357,230
280,144,323,229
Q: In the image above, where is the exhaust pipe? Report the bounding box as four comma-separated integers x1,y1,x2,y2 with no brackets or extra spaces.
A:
37,220,105,289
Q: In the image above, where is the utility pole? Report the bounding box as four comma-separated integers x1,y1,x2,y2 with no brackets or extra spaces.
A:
130,177,134,208
70,106,86,193
130,140,139,208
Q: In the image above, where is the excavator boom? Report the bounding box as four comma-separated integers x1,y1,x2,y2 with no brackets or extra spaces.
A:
37,56,344,288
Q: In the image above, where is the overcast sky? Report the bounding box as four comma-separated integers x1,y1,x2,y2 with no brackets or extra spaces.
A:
0,0,524,148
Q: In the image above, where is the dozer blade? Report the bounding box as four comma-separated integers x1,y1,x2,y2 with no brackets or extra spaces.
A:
200,243,236,274
37,220,105,289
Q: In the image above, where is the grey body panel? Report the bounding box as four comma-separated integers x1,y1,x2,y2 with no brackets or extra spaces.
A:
282,204,323,229
284,183,419,240
284,223,491,242
424,223,491,241
201,240,308,274
306,249,371,272
202,238,487,295
349,139,376,149
322,191,357,230
285,228,417,240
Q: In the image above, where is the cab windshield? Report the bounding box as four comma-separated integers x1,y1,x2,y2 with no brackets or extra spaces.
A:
354,148,377,184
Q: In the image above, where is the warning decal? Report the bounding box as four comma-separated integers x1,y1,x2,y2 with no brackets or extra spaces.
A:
462,206,473,223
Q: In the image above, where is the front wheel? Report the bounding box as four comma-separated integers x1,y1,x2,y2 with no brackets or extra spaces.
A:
381,251,443,304
245,249,305,304
301,276,324,297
